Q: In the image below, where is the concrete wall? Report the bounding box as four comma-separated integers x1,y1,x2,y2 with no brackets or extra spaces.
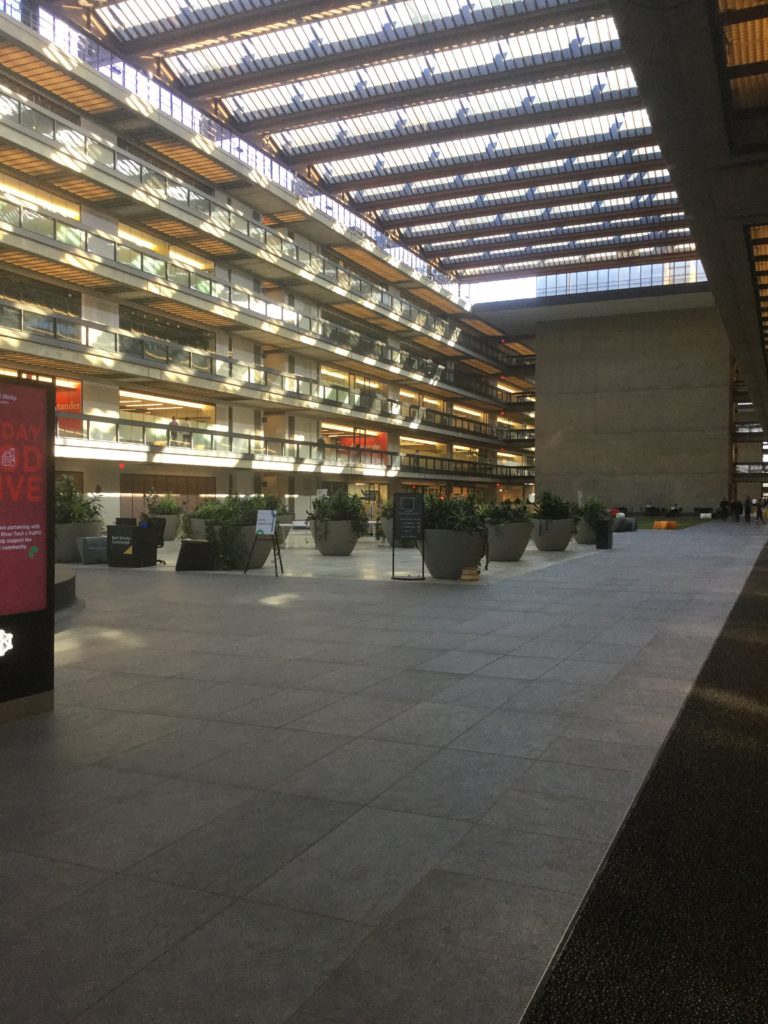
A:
534,306,731,509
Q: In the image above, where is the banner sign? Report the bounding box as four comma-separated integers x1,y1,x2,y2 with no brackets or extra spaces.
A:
0,380,54,713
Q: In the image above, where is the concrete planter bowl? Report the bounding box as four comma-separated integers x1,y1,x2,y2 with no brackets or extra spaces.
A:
575,519,597,545
233,529,273,570
421,529,486,580
55,521,104,562
311,520,359,556
487,521,533,562
532,518,574,552
155,514,179,541
188,517,207,539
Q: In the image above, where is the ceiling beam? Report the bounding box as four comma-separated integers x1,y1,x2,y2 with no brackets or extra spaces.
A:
400,199,684,242
454,251,696,281
226,48,625,133
177,0,610,97
323,132,658,191
111,1,391,57
377,182,671,228
422,221,691,256
441,238,696,271
272,94,644,163
353,157,667,211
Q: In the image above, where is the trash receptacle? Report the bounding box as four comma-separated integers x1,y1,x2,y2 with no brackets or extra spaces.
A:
596,518,613,549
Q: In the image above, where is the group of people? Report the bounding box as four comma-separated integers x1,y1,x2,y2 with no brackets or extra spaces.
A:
719,496,767,523
167,417,193,447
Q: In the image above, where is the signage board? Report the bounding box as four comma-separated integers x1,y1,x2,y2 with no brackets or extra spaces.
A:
393,493,424,541
0,380,54,716
255,509,277,535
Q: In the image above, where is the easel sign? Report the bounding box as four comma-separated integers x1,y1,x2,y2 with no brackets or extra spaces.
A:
392,492,424,581
244,509,284,577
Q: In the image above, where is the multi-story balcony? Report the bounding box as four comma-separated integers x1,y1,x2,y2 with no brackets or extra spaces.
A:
0,199,529,410
55,413,534,483
1,302,521,449
0,87,517,374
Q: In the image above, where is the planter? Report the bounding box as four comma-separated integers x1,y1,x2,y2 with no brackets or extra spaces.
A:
575,520,597,545
531,518,574,552
55,520,104,563
311,520,359,556
276,513,292,546
381,518,416,548
420,529,486,580
233,528,273,570
486,521,533,562
155,514,179,542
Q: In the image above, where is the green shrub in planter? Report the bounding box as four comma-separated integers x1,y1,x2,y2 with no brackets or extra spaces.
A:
481,499,532,562
308,491,368,555
573,496,609,544
145,493,183,515
480,499,530,524
55,475,103,524
192,495,284,568
421,494,487,579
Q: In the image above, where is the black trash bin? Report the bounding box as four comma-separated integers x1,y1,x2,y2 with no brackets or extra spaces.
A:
596,518,613,549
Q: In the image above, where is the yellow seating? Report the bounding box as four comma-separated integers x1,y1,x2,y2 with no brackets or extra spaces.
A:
653,520,679,530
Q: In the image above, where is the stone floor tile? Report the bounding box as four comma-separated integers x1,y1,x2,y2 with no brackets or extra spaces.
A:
540,735,659,773
511,638,587,660
362,669,466,702
373,748,531,821
450,710,568,758
367,702,489,747
291,696,412,737
217,689,344,728
416,650,503,675
473,655,561,680
183,729,348,789
0,875,230,1024
128,791,355,896
71,900,369,1024
102,720,268,776
538,659,623,686
481,786,629,844
254,807,468,923
32,778,253,871
304,663,398,694
442,824,607,895
275,738,434,805
0,850,111,931
518,759,644,806
431,674,529,708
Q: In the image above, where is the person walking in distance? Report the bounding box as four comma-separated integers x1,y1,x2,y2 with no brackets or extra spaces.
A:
732,498,743,523
744,495,752,524
167,416,179,445
755,498,764,525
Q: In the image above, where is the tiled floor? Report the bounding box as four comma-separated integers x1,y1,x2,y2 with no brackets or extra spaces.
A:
1,524,765,1023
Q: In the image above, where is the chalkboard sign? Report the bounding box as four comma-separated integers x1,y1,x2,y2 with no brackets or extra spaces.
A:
393,493,423,541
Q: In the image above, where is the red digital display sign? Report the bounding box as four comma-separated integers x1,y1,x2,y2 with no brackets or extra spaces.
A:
0,382,49,616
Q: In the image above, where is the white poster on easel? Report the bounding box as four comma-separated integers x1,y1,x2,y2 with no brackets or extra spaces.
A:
255,510,277,536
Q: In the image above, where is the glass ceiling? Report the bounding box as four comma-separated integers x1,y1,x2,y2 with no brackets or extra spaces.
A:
53,0,693,282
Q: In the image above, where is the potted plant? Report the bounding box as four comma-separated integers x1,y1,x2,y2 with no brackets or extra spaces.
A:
531,491,574,552
192,495,277,569
574,497,610,544
145,492,183,541
421,493,486,579
54,475,104,562
379,500,416,548
308,491,368,555
264,494,292,544
482,499,533,562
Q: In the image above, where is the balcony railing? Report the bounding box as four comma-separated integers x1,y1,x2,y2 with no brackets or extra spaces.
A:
3,303,520,445
0,198,450,382
1,85,461,340
734,463,768,476
0,0,454,286
55,413,532,480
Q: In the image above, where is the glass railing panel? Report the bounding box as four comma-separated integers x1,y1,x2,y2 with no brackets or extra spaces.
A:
56,223,85,247
87,233,116,260
0,200,21,227
87,139,114,168
143,425,167,445
167,263,191,286
115,157,142,180
143,254,168,278
116,336,145,359
55,317,83,342
116,245,141,269
19,105,54,137
0,304,22,330
25,312,55,336
190,351,214,374
231,435,251,456
190,274,212,295
0,94,20,119
55,126,86,152
87,328,117,351
212,432,232,452
90,419,118,442
21,208,54,236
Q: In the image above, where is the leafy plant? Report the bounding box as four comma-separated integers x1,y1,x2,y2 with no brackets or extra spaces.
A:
573,496,609,528
54,475,103,524
380,500,394,520
308,491,369,538
145,492,183,515
481,499,530,525
193,495,283,526
532,491,573,521
423,493,486,534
